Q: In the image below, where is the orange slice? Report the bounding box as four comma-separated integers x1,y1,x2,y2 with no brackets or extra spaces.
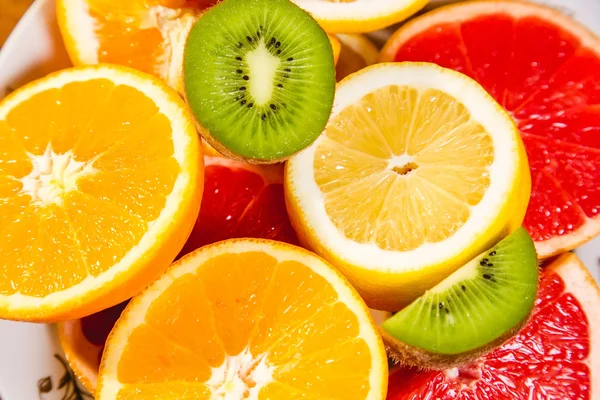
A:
96,239,388,399
56,0,211,92
57,0,341,93
0,65,202,322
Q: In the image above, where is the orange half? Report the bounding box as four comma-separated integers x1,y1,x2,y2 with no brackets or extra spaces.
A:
57,0,212,92
0,65,202,322
96,239,388,399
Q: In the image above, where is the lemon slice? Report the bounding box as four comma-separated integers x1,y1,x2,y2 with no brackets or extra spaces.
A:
292,0,429,33
285,62,531,311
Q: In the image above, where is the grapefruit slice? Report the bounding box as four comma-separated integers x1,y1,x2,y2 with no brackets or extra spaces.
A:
180,155,299,255
380,0,600,259
387,252,600,400
0,65,202,322
95,239,388,399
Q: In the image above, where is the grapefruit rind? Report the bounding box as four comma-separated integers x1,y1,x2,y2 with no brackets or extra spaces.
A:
0,65,202,322
379,0,600,259
96,239,388,400
379,0,600,63
535,219,600,260
550,252,600,391
285,62,530,311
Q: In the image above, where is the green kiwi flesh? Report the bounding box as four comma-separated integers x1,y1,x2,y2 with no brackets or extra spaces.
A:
183,0,335,163
381,227,538,368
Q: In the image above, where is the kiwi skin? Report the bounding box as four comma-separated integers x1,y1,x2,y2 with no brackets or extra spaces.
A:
381,313,532,370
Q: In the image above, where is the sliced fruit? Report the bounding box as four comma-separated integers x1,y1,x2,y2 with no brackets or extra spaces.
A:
285,62,530,311
59,301,129,391
380,0,600,259
57,0,341,94
56,0,213,93
0,65,202,322
60,155,298,393
387,252,600,399
95,239,388,399
329,33,342,65
180,155,298,255
60,154,297,392
61,300,390,394
382,228,538,369
184,0,336,163
291,0,429,34
336,33,379,81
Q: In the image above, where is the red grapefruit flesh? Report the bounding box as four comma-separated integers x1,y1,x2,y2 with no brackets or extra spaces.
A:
380,1,600,258
387,252,600,400
179,155,299,255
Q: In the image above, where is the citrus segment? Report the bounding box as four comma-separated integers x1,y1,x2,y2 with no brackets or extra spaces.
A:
380,0,600,258
180,156,298,256
286,62,530,310
316,85,494,251
96,240,387,399
387,252,600,400
57,0,208,92
0,65,202,321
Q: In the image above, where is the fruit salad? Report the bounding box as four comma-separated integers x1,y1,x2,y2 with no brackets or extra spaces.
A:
0,0,598,399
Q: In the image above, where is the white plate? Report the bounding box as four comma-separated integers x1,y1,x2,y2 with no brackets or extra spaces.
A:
0,1,599,399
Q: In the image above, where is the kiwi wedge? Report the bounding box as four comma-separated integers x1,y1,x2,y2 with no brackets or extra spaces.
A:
183,0,335,163
381,227,539,369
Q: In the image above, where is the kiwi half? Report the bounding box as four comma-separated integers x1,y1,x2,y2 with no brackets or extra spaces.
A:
381,227,539,369
183,0,335,163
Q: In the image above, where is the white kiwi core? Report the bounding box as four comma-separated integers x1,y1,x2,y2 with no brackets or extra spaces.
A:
245,41,281,106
